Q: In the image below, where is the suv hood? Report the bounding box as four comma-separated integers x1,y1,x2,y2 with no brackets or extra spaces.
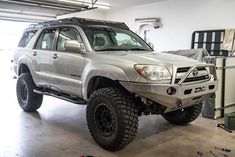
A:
91,51,203,67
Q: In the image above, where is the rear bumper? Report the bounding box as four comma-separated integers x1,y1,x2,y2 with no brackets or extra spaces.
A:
120,79,218,112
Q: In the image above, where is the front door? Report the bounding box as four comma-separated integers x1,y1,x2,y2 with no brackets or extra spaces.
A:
50,27,85,97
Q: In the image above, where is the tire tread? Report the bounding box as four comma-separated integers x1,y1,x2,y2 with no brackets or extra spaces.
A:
162,104,202,125
87,87,138,151
16,73,43,112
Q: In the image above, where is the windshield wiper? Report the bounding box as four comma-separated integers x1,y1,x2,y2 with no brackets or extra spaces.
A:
95,48,128,51
128,48,149,51
95,47,150,52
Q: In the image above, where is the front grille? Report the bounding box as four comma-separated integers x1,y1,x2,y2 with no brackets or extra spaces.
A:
177,67,206,73
175,75,209,83
177,67,190,73
175,67,209,84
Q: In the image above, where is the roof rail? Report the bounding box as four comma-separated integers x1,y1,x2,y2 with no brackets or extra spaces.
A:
27,17,129,30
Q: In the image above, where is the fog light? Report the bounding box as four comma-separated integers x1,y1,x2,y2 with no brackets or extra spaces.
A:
167,87,176,95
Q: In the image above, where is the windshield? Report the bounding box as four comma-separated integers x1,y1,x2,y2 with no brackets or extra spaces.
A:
84,27,152,52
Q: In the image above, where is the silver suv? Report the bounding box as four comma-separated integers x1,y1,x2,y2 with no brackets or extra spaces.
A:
13,17,217,150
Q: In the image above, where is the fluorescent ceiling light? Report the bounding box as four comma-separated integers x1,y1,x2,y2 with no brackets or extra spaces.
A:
40,4,76,11
0,8,56,18
58,0,111,9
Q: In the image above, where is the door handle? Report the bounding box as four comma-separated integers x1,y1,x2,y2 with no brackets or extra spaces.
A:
53,54,58,59
33,51,37,56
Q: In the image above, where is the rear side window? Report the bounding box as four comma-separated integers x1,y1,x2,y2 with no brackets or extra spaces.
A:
35,29,56,50
18,30,37,47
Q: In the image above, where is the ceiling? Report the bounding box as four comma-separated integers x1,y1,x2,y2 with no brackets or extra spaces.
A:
99,0,166,8
0,0,166,22
0,0,94,22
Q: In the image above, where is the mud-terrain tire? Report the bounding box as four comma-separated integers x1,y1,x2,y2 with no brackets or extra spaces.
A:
86,87,138,151
162,103,202,125
16,73,43,112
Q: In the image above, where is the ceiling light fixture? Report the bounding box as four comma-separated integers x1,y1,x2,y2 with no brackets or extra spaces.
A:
0,8,56,18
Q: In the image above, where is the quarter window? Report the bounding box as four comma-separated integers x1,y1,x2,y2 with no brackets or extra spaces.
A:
35,29,56,50
18,30,37,47
57,27,83,52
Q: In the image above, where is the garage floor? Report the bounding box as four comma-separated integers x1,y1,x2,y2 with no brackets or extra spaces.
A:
1,53,235,157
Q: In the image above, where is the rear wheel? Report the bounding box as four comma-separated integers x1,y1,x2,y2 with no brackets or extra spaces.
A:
86,87,138,151
162,103,202,125
16,73,43,112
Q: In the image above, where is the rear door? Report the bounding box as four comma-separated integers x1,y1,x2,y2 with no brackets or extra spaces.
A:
33,28,57,87
50,26,85,97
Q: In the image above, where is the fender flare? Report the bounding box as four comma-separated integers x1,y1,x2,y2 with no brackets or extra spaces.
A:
17,55,38,85
81,63,129,100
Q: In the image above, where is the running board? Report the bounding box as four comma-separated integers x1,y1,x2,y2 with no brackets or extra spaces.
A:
33,89,87,105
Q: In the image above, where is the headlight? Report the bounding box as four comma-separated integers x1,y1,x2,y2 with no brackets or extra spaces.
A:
134,65,171,81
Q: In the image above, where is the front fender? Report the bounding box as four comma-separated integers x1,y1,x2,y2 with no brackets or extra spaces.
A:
81,63,129,100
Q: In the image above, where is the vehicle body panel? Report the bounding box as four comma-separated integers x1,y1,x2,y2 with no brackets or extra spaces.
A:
50,51,85,96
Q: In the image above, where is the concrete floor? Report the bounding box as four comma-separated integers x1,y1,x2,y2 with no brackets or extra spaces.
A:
1,52,235,157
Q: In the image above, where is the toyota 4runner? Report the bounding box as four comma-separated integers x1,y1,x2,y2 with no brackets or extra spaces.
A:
13,17,217,151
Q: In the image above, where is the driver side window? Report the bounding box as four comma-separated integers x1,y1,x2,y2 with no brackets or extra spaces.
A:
56,27,83,52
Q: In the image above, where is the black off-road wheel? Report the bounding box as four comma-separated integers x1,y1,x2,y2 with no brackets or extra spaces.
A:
86,87,138,151
16,73,43,112
162,103,202,125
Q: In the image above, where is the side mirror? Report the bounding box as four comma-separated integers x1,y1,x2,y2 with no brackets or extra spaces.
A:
148,42,154,50
64,40,85,53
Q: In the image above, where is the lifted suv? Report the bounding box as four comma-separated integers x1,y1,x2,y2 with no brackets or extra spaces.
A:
14,17,217,150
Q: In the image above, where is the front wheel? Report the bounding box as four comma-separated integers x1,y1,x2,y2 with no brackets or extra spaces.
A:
16,73,43,112
86,87,138,151
162,103,202,125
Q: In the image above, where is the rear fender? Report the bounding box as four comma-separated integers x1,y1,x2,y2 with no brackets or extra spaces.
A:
17,55,38,86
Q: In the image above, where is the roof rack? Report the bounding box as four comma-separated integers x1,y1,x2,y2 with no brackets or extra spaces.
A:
27,17,129,30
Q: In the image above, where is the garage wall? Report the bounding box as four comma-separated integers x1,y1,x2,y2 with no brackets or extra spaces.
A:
105,0,235,51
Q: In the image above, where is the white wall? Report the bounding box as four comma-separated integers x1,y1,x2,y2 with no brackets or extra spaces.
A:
57,9,106,20
57,0,235,51
105,0,235,51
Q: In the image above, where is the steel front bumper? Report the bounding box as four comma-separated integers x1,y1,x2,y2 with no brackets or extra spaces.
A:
120,79,218,113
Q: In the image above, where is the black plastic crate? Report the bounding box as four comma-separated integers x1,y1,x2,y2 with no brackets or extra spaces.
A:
191,29,228,56
224,112,235,130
